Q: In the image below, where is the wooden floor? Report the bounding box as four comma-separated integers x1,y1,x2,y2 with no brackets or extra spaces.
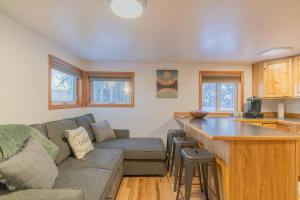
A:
116,175,206,200
116,176,300,200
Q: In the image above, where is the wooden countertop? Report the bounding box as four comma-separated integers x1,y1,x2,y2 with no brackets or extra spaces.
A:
175,116,300,141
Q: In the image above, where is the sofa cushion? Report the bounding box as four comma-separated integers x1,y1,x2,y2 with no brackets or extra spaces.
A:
58,149,124,172
74,114,95,141
45,119,78,164
0,139,58,191
30,124,48,138
54,168,112,200
93,138,166,160
29,127,59,160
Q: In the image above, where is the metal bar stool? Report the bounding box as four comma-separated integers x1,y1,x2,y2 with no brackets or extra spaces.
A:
170,136,198,191
176,147,221,200
166,129,186,172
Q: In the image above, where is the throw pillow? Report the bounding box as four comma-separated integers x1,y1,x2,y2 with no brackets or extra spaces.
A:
65,127,94,159
91,121,116,143
0,138,58,191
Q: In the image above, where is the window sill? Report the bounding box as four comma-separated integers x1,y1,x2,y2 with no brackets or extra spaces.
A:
86,103,135,108
207,112,233,116
48,104,82,110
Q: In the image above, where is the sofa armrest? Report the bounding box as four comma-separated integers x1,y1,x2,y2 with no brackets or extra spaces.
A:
113,129,130,138
0,189,84,200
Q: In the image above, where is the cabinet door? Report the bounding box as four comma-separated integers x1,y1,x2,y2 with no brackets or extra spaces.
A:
247,122,262,126
262,123,277,129
277,124,291,132
252,63,264,98
293,56,300,97
263,58,293,98
295,126,300,134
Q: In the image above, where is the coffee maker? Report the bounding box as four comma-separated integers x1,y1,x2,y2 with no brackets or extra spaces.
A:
244,96,263,118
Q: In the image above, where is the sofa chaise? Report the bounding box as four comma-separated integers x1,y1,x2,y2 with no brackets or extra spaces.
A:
0,113,166,200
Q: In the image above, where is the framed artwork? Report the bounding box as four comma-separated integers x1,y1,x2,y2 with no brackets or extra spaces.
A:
156,70,178,98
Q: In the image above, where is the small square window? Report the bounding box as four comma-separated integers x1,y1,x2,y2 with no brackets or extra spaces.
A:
200,71,244,113
85,72,134,107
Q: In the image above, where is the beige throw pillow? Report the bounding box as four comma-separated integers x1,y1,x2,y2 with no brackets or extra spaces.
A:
65,127,94,159
0,138,58,190
91,121,116,143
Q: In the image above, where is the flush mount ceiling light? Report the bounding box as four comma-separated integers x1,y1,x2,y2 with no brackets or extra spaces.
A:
110,0,146,19
259,47,293,56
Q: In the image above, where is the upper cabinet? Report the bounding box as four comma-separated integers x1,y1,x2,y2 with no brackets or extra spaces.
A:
252,62,264,98
263,58,293,98
253,57,293,98
293,56,300,97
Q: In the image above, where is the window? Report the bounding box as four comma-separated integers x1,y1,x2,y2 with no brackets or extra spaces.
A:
49,55,83,109
200,71,244,113
85,72,134,107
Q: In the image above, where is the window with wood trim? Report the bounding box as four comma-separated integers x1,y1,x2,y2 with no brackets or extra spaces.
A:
199,71,244,113
85,72,134,107
48,55,83,109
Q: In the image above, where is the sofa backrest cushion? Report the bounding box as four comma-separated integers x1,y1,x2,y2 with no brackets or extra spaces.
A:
45,119,78,164
29,128,59,161
30,124,48,138
74,114,96,141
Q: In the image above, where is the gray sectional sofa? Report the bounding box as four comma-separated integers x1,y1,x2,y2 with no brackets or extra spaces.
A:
0,114,166,200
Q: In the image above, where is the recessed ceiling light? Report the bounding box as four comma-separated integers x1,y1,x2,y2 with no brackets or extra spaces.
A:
259,47,293,56
110,0,146,19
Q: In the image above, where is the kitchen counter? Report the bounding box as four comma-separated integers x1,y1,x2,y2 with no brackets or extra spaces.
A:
235,116,300,124
174,114,300,200
176,116,300,140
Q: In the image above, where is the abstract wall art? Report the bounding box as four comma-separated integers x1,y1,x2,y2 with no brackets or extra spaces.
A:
156,70,178,98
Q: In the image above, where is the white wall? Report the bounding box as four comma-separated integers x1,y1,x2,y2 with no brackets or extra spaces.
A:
0,12,254,142
85,62,252,141
261,99,300,113
0,13,86,124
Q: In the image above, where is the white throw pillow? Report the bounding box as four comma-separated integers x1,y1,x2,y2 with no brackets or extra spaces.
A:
65,127,94,159
91,121,116,143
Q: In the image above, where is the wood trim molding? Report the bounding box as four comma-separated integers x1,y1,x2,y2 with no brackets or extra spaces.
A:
199,71,245,112
84,71,135,108
48,55,84,110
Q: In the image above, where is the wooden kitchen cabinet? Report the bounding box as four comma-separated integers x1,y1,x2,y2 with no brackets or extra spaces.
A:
247,122,262,126
263,58,293,98
252,62,264,98
252,58,293,98
295,126,300,134
293,56,300,97
277,124,292,132
262,123,277,129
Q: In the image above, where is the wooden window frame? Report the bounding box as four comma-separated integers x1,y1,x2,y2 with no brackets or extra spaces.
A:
199,71,244,114
84,71,135,108
48,55,84,110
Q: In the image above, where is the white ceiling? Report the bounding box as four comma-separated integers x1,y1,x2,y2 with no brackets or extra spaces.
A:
0,0,300,64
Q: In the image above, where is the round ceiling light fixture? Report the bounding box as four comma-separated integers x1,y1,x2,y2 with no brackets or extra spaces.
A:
110,0,146,19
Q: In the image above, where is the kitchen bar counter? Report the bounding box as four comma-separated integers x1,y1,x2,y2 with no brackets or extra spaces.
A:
176,117,300,140
175,114,300,200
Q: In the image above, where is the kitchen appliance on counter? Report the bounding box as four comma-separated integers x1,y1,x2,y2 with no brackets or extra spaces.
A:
244,96,263,118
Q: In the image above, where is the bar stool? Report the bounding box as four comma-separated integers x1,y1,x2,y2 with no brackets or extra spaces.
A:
176,147,221,200
166,129,186,172
170,137,198,191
